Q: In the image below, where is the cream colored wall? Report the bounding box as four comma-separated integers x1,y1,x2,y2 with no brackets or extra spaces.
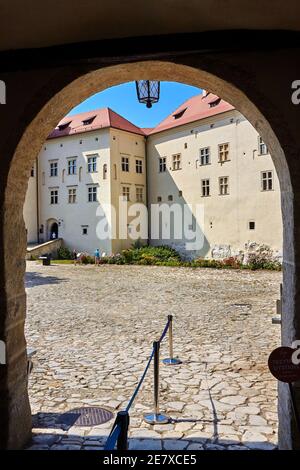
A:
147,110,283,259
23,161,38,243
37,129,113,255
109,128,147,253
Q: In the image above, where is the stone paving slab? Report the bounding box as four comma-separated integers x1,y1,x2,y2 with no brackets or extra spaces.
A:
25,262,281,450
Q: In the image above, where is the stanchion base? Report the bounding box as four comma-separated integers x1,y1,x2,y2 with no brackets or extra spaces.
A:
143,413,170,425
162,357,182,365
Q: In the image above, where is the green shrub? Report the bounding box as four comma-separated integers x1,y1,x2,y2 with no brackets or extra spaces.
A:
57,246,72,260
131,245,182,264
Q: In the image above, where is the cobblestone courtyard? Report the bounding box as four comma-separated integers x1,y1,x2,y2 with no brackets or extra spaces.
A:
25,261,281,450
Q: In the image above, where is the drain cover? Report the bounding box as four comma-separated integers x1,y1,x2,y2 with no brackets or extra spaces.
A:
59,407,114,427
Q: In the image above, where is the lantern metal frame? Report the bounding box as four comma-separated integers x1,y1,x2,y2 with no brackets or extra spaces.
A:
135,80,160,108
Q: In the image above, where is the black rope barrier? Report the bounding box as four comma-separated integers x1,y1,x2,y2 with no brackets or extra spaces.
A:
104,316,173,450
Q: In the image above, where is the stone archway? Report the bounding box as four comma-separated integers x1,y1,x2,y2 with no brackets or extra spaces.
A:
1,60,297,449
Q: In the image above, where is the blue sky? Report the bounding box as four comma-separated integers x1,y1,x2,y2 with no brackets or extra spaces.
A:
69,81,201,128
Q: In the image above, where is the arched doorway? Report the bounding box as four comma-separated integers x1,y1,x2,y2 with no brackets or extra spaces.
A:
1,60,297,449
48,220,58,240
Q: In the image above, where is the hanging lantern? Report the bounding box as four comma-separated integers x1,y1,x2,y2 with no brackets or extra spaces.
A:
135,80,160,108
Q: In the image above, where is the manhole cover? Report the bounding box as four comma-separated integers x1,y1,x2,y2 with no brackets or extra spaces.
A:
59,407,114,427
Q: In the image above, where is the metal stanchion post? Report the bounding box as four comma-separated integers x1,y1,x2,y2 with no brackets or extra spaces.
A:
116,410,130,450
163,315,182,365
144,341,169,424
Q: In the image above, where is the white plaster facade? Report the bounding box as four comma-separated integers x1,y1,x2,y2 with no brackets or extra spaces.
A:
147,109,282,259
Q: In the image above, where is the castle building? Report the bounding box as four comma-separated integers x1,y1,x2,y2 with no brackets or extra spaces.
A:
24,92,283,260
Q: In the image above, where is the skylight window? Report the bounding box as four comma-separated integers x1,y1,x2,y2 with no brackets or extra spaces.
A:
209,97,221,108
82,115,96,126
58,121,72,131
173,108,187,119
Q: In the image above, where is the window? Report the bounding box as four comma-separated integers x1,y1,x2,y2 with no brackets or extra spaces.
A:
157,196,162,202
82,116,96,126
68,188,76,204
219,176,229,195
159,157,166,173
82,227,88,235
103,164,107,179
50,161,58,177
58,121,72,131
122,186,130,201
121,156,129,172
50,189,58,204
168,195,173,201
218,143,230,163
178,190,182,197
173,108,187,119
88,186,97,202
202,179,210,197
172,154,181,171
249,221,255,230
184,143,188,149
261,171,273,191
200,147,210,165
209,97,221,108
258,136,268,155
87,155,97,173
68,158,77,175
136,187,143,202
30,167,34,177
136,159,143,174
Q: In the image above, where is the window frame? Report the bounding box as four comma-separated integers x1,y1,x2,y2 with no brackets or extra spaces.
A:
136,159,143,174
199,147,210,166
201,178,210,197
172,153,181,171
87,155,97,173
50,161,58,177
258,136,268,155
121,156,129,172
122,186,130,201
219,176,229,195
218,143,230,163
50,189,58,205
68,158,77,175
68,187,77,204
159,157,167,173
88,185,97,202
136,187,143,202
261,170,273,191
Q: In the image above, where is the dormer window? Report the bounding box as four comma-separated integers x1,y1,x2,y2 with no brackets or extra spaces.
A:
82,116,96,126
209,97,221,108
173,108,187,120
58,121,72,131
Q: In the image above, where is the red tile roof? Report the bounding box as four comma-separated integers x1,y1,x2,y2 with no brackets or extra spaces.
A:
148,93,234,135
47,93,234,141
48,107,146,139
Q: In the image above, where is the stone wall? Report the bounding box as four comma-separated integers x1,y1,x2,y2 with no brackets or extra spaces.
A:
26,238,63,260
211,242,283,264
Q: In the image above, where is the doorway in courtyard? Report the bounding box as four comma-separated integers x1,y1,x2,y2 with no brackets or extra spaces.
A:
2,59,296,451
22,76,286,451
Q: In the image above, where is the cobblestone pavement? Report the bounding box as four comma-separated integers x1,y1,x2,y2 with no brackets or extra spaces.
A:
25,261,281,450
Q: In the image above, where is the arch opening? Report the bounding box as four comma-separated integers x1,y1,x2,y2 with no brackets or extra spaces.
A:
2,60,296,450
